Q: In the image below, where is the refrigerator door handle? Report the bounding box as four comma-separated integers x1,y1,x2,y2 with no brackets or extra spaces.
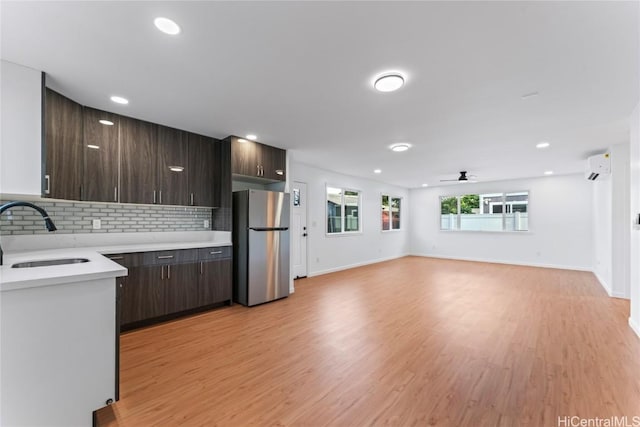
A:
248,227,289,231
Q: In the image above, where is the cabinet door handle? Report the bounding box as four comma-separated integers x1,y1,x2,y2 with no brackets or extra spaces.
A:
261,165,264,176
114,186,118,202
210,251,222,255
157,255,174,259
190,193,194,206
44,174,51,195
159,191,162,204
256,165,261,176
108,256,124,260
200,261,203,275
153,190,157,204
167,265,171,279
161,265,164,280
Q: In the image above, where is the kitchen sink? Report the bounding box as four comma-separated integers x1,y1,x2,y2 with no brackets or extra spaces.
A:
11,258,90,268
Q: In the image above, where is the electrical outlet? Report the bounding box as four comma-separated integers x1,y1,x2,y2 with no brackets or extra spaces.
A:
92,219,101,230
204,219,210,228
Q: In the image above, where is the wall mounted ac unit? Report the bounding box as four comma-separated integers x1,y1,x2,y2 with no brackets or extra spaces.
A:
585,153,611,180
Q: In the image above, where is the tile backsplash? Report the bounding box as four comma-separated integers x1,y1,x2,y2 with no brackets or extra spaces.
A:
0,200,213,235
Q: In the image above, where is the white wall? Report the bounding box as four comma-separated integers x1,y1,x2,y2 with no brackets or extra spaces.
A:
611,143,631,298
630,103,640,337
592,143,631,298
409,174,594,270
289,161,410,276
0,60,42,196
593,170,613,293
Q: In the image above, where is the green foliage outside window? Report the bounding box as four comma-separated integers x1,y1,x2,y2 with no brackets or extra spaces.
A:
459,195,479,214
440,197,458,214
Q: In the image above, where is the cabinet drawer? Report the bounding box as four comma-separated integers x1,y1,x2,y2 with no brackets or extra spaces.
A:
144,249,198,265
198,246,232,261
104,252,143,268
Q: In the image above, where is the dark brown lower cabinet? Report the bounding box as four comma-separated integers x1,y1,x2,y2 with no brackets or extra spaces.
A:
165,263,199,314
120,265,167,325
115,247,232,330
199,259,232,306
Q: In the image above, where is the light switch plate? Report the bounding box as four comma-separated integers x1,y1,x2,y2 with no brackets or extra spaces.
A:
92,219,101,230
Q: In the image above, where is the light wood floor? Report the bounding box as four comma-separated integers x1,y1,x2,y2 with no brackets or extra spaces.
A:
96,257,640,426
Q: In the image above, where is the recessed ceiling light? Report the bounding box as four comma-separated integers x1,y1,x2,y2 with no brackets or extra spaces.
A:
421,183,429,187
87,145,100,150
373,72,405,92
390,143,411,152
237,138,248,143
544,170,554,175
110,96,129,105
374,169,382,174
154,17,181,35
98,119,114,126
536,142,550,149
246,134,257,141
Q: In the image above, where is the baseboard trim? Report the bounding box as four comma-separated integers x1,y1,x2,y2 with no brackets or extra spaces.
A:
629,317,640,339
308,254,408,278
409,253,593,272
611,291,629,299
593,272,613,297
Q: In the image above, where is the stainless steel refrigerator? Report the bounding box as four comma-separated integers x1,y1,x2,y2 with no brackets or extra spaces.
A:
232,190,290,306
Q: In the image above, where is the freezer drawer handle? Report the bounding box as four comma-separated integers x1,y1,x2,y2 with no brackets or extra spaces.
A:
249,227,289,231
108,256,124,260
157,255,174,259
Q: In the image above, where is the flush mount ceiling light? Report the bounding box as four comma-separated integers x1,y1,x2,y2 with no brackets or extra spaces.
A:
544,170,554,175
421,183,429,187
169,166,185,172
390,143,411,152
374,169,382,174
246,134,257,141
87,145,100,150
536,141,550,149
154,17,181,35
98,119,114,126
373,72,405,92
110,96,129,105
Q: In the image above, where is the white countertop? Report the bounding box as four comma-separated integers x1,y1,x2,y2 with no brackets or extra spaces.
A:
0,239,232,292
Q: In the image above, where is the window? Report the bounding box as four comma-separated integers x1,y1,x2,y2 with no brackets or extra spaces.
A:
327,186,361,234
440,191,529,232
381,195,402,231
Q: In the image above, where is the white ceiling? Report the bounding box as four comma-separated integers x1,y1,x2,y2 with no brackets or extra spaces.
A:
2,1,638,188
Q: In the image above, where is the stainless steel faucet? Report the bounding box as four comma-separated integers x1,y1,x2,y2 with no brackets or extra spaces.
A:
0,201,58,266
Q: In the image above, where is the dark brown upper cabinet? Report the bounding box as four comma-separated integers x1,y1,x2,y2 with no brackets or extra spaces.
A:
213,138,232,231
43,88,231,223
261,145,286,181
157,125,189,206
187,133,216,207
119,117,157,204
83,107,120,202
229,136,286,182
230,136,260,178
44,88,83,200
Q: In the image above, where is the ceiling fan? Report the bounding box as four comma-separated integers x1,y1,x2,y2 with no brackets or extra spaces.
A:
440,171,477,182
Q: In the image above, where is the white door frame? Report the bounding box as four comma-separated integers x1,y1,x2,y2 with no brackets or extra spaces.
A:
292,181,308,279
